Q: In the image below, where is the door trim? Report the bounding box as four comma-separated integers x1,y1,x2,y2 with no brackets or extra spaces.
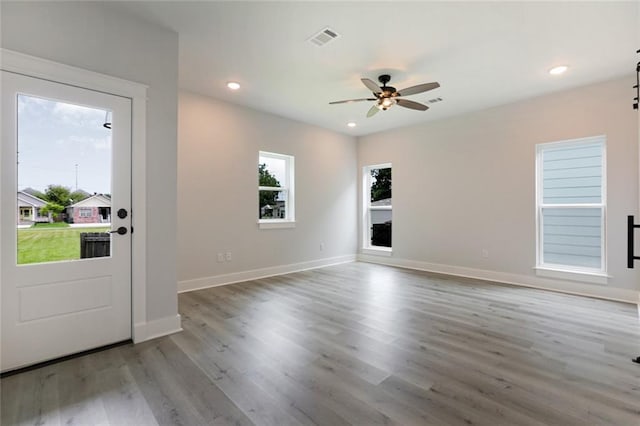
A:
0,48,157,342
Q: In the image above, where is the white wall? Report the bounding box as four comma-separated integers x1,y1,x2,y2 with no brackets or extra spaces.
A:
178,91,357,290
358,76,640,301
1,2,179,323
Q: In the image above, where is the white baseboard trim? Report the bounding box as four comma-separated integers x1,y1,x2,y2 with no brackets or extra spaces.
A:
358,254,640,305
133,314,182,343
178,254,357,293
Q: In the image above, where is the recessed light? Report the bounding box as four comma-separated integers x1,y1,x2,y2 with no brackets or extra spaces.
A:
549,65,568,75
347,122,356,128
227,81,241,90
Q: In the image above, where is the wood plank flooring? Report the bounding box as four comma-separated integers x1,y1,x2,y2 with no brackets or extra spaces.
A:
2,262,639,425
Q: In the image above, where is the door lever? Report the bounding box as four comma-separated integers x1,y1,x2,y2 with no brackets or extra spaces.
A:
110,226,128,235
628,216,639,268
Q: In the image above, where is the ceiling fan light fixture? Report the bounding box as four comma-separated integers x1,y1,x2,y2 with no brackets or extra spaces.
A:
377,97,396,110
347,121,357,128
226,81,241,90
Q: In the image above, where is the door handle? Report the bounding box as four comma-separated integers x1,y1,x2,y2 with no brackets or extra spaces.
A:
628,215,640,269
110,226,128,235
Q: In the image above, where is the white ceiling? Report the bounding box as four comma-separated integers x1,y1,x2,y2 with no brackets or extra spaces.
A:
116,1,639,136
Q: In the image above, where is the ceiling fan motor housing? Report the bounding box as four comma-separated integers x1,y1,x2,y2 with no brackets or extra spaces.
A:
377,74,396,95
378,74,392,85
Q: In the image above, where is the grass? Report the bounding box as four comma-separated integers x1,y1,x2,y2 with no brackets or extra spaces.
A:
31,222,70,228
18,226,110,264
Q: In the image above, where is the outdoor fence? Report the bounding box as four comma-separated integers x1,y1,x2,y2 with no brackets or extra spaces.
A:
80,232,111,259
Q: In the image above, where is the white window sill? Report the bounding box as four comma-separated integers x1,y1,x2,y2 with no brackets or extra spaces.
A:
258,220,296,229
362,247,392,257
534,266,610,285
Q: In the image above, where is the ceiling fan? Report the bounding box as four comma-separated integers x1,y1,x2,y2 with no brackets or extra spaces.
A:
330,74,440,117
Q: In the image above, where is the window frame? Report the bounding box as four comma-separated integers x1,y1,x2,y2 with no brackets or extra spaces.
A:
362,163,392,255
535,136,608,283
78,207,93,218
258,151,295,229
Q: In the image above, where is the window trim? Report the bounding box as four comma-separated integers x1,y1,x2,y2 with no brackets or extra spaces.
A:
535,135,607,278
258,151,295,229
362,163,392,254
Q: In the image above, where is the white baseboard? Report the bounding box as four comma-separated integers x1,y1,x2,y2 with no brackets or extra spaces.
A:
358,254,640,305
178,254,357,293
133,314,182,343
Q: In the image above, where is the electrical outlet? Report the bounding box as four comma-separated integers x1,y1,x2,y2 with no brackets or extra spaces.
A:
481,249,489,258
320,243,325,251
217,253,225,263
225,251,232,261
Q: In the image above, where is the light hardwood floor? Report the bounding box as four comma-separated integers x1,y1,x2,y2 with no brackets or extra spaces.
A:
2,262,640,425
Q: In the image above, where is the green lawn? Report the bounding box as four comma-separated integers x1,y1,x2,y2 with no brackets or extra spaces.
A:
32,222,70,229
18,226,110,264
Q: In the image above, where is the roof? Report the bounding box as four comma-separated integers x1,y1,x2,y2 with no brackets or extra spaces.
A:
68,194,111,208
371,198,391,207
17,191,47,208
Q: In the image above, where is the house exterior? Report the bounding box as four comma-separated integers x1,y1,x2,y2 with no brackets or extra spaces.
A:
259,200,286,219
17,191,50,225
370,198,392,247
370,197,392,224
66,194,111,224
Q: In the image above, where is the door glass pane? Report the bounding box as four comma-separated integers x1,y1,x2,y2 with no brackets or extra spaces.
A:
17,95,112,264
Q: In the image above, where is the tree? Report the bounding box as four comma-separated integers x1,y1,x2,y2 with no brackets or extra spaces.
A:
69,190,90,204
258,163,280,217
371,168,392,202
41,202,65,220
259,163,280,187
44,185,72,207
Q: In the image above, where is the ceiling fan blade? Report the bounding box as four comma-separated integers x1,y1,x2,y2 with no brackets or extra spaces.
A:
396,98,429,111
367,104,380,117
361,78,382,94
396,82,440,97
329,98,377,105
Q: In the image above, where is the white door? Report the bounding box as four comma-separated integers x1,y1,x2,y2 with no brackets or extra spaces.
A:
1,71,132,372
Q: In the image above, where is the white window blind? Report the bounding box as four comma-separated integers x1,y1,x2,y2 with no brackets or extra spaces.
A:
537,137,605,272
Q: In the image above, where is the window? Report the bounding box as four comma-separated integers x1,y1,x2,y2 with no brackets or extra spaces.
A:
79,207,93,218
258,151,295,228
363,164,392,254
536,136,606,281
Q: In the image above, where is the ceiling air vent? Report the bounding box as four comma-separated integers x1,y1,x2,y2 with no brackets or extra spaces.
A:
427,97,443,104
308,27,340,47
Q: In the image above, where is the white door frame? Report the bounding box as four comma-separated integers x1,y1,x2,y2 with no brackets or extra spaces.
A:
0,48,150,342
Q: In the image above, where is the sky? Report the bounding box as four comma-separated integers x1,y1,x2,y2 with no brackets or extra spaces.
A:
17,94,112,194
259,155,286,186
